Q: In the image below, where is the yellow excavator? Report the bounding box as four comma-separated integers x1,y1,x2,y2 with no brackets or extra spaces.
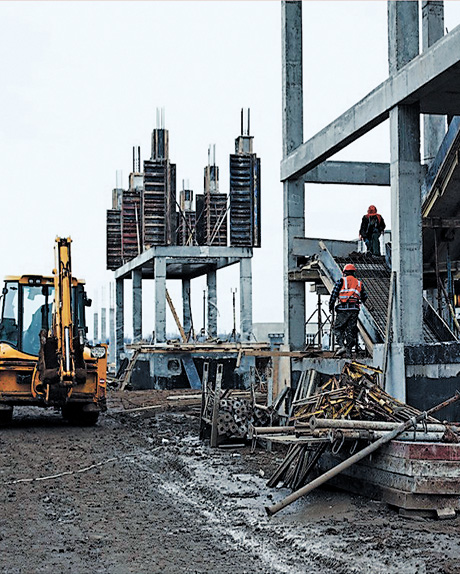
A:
0,237,107,425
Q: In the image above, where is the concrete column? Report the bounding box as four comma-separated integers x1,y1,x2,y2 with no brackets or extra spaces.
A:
388,0,419,76
182,279,191,337
422,1,446,163
115,278,124,371
132,268,142,343
93,312,98,344
389,0,423,345
155,257,166,343
282,0,305,351
109,307,115,364
388,1,422,401
240,257,253,341
207,269,217,339
101,308,107,343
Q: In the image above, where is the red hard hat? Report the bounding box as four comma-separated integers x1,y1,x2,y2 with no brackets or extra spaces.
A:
343,264,357,273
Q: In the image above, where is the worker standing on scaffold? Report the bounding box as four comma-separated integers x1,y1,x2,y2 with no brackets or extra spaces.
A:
329,264,368,357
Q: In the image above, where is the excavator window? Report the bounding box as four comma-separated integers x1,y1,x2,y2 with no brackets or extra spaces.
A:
22,286,53,356
0,282,19,348
0,280,88,355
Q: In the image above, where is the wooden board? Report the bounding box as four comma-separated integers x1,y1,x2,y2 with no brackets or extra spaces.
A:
320,452,460,495
383,440,460,461
326,473,460,511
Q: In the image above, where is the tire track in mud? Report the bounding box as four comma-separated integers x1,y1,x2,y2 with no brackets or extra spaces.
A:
113,412,437,574
113,414,357,574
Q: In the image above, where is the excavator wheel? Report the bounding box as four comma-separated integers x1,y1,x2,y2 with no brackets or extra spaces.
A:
61,404,100,426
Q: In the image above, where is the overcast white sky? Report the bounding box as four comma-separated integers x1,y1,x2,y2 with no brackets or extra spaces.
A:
1,1,460,340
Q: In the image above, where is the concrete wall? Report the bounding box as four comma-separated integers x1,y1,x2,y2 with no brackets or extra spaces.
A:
252,322,285,342
130,354,257,391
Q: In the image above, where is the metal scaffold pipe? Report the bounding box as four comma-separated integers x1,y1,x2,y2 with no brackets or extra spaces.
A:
265,391,460,517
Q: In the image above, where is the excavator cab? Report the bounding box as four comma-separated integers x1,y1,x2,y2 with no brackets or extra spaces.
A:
0,278,89,357
0,239,107,425
0,279,54,356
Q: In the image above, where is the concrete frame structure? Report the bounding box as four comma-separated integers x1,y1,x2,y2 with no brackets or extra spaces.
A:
114,245,253,369
282,1,456,399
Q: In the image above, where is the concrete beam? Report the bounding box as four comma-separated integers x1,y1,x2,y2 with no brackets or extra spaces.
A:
109,307,115,364
303,161,390,186
93,312,99,344
292,237,358,259
114,246,253,279
281,23,460,181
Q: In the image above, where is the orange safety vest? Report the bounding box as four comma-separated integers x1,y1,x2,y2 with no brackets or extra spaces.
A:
338,276,362,304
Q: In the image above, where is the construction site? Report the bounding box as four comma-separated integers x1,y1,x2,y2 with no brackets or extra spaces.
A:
3,1,460,573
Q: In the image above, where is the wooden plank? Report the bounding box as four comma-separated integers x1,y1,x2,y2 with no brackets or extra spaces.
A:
118,404,163,413
383,440,460,461
320,453,460,494
382,486,460,511
126,345,315,358
210,363,223,448
327,474,460,511
166,289,187,342
423,217,460,228
381,271,396,388
119,348,141,391
167,393,202,401
356,451,460,478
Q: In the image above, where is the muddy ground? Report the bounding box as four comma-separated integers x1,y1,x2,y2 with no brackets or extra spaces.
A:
0,389,459,574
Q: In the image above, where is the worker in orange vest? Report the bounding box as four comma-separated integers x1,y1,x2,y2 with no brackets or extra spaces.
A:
329,263,368,356
359,205,386,256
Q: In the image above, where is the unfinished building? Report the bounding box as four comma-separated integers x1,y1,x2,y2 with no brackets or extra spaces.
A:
282,0,460,420
106,111,263,388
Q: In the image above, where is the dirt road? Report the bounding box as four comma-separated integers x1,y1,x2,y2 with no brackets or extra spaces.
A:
0,392,459,574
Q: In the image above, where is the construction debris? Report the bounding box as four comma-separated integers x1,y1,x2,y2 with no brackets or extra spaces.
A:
265,390,460,516
255,362,460,516
291,362,436,424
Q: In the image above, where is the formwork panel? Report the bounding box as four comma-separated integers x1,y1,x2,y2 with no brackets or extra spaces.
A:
229,154,261,247
143,160,176,247
206,192,228,246
106,209,122,270
121,190,141,262
178,212,197,246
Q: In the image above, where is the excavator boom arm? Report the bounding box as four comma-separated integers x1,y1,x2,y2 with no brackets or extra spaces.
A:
54,237,75,381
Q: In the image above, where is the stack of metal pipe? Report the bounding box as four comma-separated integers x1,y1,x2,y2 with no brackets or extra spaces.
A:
216,398,270,438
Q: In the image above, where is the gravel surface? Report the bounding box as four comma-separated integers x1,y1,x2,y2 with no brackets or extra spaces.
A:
0,390,459,574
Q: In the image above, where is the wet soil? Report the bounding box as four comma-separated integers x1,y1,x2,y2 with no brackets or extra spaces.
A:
0,390,459,574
